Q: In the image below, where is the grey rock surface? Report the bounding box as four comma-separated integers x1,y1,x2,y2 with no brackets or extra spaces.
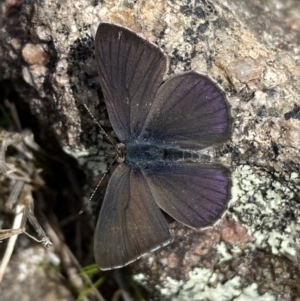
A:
1,0,300,300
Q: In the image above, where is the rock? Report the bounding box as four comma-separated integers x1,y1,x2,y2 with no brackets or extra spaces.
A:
1,0,300,300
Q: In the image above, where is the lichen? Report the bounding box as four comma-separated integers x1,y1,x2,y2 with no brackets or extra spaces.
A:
153,267,276,301
229,165,300,258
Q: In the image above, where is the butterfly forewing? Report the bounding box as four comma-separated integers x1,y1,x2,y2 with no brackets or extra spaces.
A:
95,23,167,141
139,71,232,149
94,164,171,270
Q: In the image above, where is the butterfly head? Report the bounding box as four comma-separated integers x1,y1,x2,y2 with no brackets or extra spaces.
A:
105,143,126,163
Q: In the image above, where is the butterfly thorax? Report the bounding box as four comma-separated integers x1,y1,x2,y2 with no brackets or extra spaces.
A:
124,141,199,166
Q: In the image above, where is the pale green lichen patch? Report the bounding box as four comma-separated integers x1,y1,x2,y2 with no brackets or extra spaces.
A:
235,283,276,301
216,241,233,262
63,134,112,176
229,165,300,258
154,268,275,301
159,276,184,296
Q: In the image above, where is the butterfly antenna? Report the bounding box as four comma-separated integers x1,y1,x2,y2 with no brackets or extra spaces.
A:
83,103,116,147
79,156,118,214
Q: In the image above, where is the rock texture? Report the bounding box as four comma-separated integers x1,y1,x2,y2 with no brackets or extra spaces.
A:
1,0,300,300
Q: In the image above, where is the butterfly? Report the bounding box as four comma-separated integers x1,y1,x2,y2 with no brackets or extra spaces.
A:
93,23,232,270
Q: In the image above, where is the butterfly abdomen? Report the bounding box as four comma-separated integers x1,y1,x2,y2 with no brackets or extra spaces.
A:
124,141,199,165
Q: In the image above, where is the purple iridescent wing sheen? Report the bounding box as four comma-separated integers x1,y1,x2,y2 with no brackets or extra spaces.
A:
94,164,171,270
95,23,167,141
139,71,232,149
142,162,231,228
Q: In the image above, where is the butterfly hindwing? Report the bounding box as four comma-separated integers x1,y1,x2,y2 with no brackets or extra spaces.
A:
94,163,171,270
141,161,231,228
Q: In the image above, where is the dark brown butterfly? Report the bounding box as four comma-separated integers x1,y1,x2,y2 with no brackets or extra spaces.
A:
94,23,232,270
